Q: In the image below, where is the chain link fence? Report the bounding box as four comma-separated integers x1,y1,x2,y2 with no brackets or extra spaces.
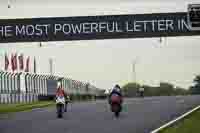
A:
0,71,101,104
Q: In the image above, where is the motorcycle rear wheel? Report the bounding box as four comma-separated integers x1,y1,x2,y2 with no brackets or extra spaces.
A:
57,104,63,118
115,111,120,117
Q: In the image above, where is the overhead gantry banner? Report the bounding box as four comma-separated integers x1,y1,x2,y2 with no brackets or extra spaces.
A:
0,12,200,43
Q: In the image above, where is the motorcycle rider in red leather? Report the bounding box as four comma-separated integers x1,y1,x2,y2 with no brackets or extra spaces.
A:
56,87,65,97
56,82,69,112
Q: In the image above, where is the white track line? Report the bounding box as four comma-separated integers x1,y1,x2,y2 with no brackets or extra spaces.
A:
151,105,200,133
31,108,42,111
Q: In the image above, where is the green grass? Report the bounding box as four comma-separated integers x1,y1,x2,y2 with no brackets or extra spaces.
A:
160,109,200,133
0,96,96,115
0,101,55,114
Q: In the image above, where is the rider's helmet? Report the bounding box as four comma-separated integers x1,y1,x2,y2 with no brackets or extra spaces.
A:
57,78,63,88
57,82,61,88
115,84,120,89
113,84,121,92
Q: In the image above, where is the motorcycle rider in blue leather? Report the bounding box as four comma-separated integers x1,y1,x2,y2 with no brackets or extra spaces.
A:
108,84,122,104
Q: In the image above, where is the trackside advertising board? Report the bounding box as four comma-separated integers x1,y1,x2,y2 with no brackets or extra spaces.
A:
0,12,200,43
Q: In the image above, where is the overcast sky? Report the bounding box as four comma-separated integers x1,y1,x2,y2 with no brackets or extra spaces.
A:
0,0,200,89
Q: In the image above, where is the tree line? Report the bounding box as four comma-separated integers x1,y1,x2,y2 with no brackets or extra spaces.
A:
122,74,200,97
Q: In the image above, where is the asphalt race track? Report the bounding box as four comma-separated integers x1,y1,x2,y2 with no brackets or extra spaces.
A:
1,95,200,133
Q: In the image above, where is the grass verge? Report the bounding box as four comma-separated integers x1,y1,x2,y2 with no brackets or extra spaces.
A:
0,96,98,115
0,101,55,114
159,108,200,133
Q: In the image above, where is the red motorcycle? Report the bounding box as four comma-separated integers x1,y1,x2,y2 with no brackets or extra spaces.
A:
110,94,122,117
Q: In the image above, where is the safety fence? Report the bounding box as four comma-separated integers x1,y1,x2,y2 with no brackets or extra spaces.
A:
0,71,102,104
